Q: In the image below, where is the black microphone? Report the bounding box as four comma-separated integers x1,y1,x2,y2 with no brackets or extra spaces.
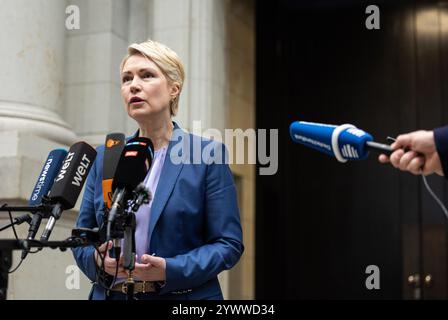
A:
107,137,154,244
40,142,97,241
21,149,68,260
102,133,126,210
101,133,126,258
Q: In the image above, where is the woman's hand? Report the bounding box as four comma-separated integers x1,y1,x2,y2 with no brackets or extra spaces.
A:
94,241,128,278
133,254,166,282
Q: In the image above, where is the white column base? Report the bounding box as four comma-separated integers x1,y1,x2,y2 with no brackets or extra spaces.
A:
0,102,77,146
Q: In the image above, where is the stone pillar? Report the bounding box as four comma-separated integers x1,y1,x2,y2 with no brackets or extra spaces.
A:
0,0,77,201
64,0,130,145
0,0,89,299
125,0,151,135
148,0,227,133
0,0,76,144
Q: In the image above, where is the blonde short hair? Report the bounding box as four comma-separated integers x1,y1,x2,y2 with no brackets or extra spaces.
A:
120,39,185,116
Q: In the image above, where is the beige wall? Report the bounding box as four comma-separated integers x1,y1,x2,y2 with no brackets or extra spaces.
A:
225,0,255,300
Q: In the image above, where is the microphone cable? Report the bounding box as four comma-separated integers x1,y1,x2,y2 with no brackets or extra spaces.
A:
93,242,120,292
386,137,448,220
421,174,448,220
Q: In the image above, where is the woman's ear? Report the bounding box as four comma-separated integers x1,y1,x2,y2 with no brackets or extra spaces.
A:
170,82,180,99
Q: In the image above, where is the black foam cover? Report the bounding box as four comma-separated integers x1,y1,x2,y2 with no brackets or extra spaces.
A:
102,133,126,208
103,133,126,179
48,142,97,209
112,137,154,192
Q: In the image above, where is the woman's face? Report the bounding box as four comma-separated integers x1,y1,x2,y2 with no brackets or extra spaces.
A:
121,54,178,122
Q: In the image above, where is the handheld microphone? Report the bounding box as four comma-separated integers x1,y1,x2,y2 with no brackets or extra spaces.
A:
107,137,154,244
21,149,68,259
40,142,97,241
289,120,393,163
102,133,126,210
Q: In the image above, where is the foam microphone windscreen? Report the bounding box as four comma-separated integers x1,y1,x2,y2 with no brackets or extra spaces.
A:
102,133,126,209
48,142,97,209
28,149,68,206
112,137,154,192
290,120,373,161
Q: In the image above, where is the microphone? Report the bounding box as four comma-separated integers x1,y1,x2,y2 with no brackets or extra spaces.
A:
21,149,68,259
40,142,97,241
102,133,126,210
27,149,68,238
107,137,154,243
290,120,393,163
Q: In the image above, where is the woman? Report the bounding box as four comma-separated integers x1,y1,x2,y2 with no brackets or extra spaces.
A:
72,39,244,300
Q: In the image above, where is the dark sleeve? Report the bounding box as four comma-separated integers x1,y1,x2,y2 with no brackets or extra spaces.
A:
433,125,448,178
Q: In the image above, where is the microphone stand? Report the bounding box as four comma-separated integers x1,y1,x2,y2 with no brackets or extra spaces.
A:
0,248,11,300
105,184,151,300
0,227,102,300
0,215,31,232
123,210,136,301
0,204,49,213
122,184,151,300
0,203,53,234
0,206,36,297
0,202,54,259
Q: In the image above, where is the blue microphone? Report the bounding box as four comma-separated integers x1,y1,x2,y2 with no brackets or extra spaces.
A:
22,149,67,259
28,149,68,206
289,120,393,162
26,149,68,239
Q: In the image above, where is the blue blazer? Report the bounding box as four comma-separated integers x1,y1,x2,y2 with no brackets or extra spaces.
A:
434,125,448,177
72,123,244,300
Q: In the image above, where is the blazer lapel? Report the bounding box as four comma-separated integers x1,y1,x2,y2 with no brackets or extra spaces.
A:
148,122,185,243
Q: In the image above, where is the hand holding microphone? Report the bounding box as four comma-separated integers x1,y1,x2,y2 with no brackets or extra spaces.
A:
378,130,443,176
289,119,444,177
290,119,448,220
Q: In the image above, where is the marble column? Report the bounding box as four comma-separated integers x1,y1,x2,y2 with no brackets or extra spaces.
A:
0,0,76,145
0,0,86,299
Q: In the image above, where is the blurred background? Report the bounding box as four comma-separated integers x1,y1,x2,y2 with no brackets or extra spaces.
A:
257,0,448,299
1,0,448,300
